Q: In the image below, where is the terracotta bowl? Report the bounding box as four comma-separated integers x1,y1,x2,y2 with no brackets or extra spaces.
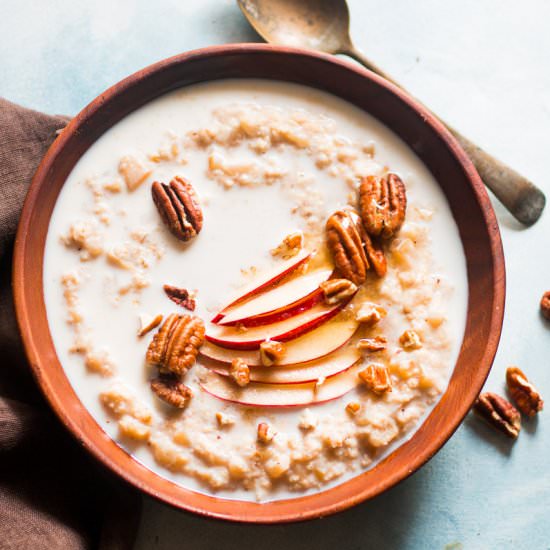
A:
13,44,505,523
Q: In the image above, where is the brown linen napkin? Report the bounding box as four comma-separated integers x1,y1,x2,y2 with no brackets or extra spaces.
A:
0,98,142,550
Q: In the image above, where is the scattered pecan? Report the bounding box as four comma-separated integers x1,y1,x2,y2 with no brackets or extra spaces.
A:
359,173,407,238
346,402,361,415
151,176,203,242
260,340,285,366
146,313,205,375
357,336,387,352
326,209,386,284
358,364,392,394
137,313,163,337
473,392,521,438
506,367,543,417
320,278,358,305
540,291,550,320
230,358,250,387
257,422,275,443
356,302,387,325
150,374,193,409
326,209,369,285
163,284,196,311
399,330,422,351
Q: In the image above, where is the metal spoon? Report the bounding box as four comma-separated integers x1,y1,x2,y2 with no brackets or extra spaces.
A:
237,0,545,225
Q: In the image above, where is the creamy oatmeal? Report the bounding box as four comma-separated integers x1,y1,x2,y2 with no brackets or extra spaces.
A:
43,80,468,501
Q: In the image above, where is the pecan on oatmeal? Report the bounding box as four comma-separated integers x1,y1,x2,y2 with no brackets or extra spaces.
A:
146,313,205,375
151,374,193,409
118,155,152,191
257,422,275,444
506,367,544,417
357,336,387,353
271,232,303,259
359,173,407,238
138,313,163,337
326,209,386,284
259,340,285,366
320,278,357,305
540,291,550,320
399,330,422,351
326,209,369,285
346,402,361,415
473,392,521,438
356,302,387,325
359,364,392,394
151,176,203,242
163,284,196,311
230,358,250,387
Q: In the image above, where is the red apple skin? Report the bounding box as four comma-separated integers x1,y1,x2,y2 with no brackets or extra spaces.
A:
218,289,324,328
212,251,311,322
205,301,346,350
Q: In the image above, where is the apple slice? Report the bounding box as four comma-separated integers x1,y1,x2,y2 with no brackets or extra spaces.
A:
200,313,359,365
200,364,362,407
206,300,348,350
211,250,311,323
203,345,361,384
218,269,332,327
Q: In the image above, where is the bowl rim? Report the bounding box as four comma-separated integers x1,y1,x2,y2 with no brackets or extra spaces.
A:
12,43,505,523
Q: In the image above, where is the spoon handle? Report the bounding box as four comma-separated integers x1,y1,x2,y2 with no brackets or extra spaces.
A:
345,46,545,226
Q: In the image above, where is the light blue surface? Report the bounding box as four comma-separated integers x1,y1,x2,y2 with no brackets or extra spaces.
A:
3,1,549,548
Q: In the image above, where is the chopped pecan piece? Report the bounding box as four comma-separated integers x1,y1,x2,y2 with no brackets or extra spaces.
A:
359,173,407,238
320,278,358,305
358,364,392,394
146,313,205,375
357,336,387,353
230,358,250,387
150,374,193,409
346,402,361,415
473,392,521,438
356,302,387,325
506,367,543,417
137,313,163,337
399,330,422,350
260,340,285,366
152,176,203,242
540,291,550,320
257,422,275,443
163,284,196,311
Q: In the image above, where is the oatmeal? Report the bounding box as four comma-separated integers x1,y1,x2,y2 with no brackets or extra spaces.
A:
43,80,467,501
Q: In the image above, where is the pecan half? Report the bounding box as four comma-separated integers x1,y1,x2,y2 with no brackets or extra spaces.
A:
152,176,203,242
163,284,196,311
540,291,550,320
363,232,387,277
506,367,543,417
473,392,521,438
326,209,369,285
359,173,407,238
358,364,392,394
230,358,250,387
259,340,285,366
320,278,358,305
150,374,193,409
146,313,205,375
